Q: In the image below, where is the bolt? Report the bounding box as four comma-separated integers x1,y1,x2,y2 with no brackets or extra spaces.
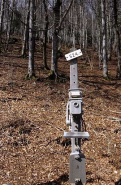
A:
74,102,79,108
75,155,80,160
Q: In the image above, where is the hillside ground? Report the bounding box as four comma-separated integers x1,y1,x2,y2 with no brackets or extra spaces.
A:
0,38,121,185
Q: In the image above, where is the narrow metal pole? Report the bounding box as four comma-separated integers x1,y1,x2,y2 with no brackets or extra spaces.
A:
70,59,78,89
70,57,79,156
69,49,81,185
64,48,89,185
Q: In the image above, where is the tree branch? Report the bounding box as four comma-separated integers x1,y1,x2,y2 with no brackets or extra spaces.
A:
58,0,74,31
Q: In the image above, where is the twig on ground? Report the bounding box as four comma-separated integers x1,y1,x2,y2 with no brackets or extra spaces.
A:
92,112,121,122
46,122,64,131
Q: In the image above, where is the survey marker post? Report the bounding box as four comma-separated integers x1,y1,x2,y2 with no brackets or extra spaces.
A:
64,48,89,184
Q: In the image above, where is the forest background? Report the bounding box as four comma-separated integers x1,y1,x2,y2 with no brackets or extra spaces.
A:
0,0,121,185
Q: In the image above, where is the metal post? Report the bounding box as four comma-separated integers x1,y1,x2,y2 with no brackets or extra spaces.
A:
70,51,78,155
64,48,89,185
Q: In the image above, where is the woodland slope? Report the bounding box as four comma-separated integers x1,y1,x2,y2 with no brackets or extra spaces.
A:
0,42,121,185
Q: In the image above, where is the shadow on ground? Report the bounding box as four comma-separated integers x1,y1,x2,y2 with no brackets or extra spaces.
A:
33,174,69,185
115,178,121,185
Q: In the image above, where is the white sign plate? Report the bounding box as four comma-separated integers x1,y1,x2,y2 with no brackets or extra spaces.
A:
65,49,82,61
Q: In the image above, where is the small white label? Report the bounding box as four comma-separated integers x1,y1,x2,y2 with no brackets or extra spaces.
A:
71,91,81,98
65,49,83,61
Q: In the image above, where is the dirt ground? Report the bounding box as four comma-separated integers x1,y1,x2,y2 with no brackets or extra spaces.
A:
0,40,121,185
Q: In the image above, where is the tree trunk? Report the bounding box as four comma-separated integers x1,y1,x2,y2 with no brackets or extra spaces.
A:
22,0,30,57
28,0,35,77
107,6,112,61
80,6,82,48
92,13,94,48
82,9,85,49
43,0,49,69
51,0,61,77
113,0,121,78
72,2,75,48
101,0,108,78
5,0,16,51
0,0,5,52
50,0,73,78
4,0,11,51
98,27,102,69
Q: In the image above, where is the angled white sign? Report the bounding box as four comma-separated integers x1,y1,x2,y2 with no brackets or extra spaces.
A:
65,49,83,61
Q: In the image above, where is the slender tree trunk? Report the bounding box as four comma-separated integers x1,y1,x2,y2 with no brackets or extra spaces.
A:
0,0,5,52
82,10,85,49
107,7,112,61
92,13,94,48
28,0,35,77
51,31,58,77
50,0,73,78
6,22,11,51
72,2,75,48
51,0,61,77
43,0,49,69
10,0,16,35
69,6,72,46
85,19,87,49
22,0,30,57
101,0,108,78
113,0,121,78
98,27,102,69
4,0,10,51
5,0,16,51
80,6,82,48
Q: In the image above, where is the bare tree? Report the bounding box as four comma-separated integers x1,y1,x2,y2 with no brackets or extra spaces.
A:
51,0,62,79
113,0,121,78
106,0,113,61
22,0,30,57
51,0,74,79
43,0,49,69
101,0,108,77
28,0,35,77
4,0,11,51
0,0,5,52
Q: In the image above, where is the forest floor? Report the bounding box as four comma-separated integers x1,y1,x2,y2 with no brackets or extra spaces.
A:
0,38,121,185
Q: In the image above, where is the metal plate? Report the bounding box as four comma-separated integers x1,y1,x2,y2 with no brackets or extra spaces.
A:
65,49,83,61
70,100,82,114
69,152,86,183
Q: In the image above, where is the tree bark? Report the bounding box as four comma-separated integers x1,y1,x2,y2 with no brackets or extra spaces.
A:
51,0,74,78
113,0,121,78
22,0,30,57
107,3,112,61
43,0,49,69
0,0,5,52
92,13,94,48
28,0,35,77
51,0,62,77
101,0,108,78
4,0,10,51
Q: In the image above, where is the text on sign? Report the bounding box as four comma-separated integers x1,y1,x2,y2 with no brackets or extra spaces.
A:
65,49,83,61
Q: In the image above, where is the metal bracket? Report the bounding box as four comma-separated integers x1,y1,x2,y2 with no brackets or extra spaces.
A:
70,99,82,115
69,89,82,98
64,132,89,138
